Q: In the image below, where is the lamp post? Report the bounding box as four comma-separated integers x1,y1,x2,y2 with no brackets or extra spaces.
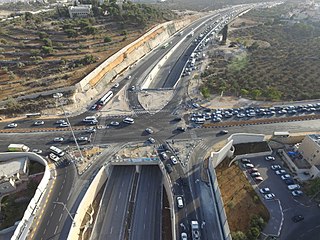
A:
53,201,76,227
53,93,84,160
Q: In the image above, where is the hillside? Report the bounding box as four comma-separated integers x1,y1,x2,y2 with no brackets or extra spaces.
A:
0,2,177,102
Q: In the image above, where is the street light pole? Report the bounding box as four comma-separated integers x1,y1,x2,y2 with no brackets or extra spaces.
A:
53,93,84,160
53,201,76,227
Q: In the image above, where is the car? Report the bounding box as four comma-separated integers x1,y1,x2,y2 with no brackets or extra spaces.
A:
32,149,43,154
271,164,281,170
56,119,66,124
281,174,292,180
173,117,182,122
243,163,254,169
284,179,295,185
288,184,300,190
130,86,135,91
7,123,17,128
88,120,98,125
165,164,173,173
247,168,258,174
148,137,155,144
176,196,184,208
86,127,96,133
126,75,132,80
264,193,275,200
90,104,97,111
123,117,134,124
160,152,169,160
34,120,44,126
171,156,178,165
251,172,261,177
59,122,69,127
177,127,186,132
292,190,303,196
241,158,251,164
145,128,154,134
254,176,264,182
181,232,187,240
219,130,229,135
192,103,200,108
275,170,286,175
54,137,64,142
110,121,120,126
259,188,270,194
77,136,89,142
265,156,275,161
292,215,304,223
49,153,60,162
113,83,120,88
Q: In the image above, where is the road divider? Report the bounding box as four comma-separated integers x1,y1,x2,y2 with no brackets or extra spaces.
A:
0,126,87,133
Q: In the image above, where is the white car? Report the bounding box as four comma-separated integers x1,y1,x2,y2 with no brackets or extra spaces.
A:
271,164,281,170
251,172,261,177
275,170,286,175
243,163,254,169
176,196,184,208
170,156,178,165
110,121,120,126
292,190,303,196
264,193,275,200
53,137,64,142
77,136,89,142
7,123,17,128
59,122,69,127
56,119,66,124
265,156,275,161
160,152,168,160
32,149,43,154
288,184,300,190
123,117,134,124
145,128,154,134
181,232,187,240
86,127,96,133
49,153,60,162
148,137,155,144
281,174,291,180
113,83,120,88
34,120,44,126
259,188,270,194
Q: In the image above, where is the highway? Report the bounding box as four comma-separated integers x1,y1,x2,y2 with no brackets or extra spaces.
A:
130,166,162,240
93,166,135,240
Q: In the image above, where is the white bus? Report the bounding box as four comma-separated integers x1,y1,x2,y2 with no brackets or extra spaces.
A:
98,91,113,106
49,146,65,157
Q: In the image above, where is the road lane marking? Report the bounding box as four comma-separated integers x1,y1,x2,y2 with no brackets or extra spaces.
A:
118,191,122,199
47,220,50,226
54,226,59,234
59,214,63,222
50,212,53,217
110,226,113,234
115,205,118,212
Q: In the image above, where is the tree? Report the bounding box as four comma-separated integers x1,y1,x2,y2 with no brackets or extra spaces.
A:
83,26,97,35
231,231,247,240
41,46,54,54
104,36,112,43
247,227,260,240
25,12,33,21
65,29,78,38
42,38,52,47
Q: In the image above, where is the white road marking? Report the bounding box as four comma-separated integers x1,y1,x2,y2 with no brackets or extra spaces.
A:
110,226,113,234
115,205,118,212
54,226,59,234
47,220,50,226
50,212,53,217
118,191,122,199
59,214,63,222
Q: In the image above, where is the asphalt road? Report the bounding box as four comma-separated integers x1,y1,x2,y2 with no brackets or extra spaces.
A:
95,166,135,240
130,165,162,240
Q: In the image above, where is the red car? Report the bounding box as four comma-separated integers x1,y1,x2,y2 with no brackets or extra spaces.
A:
248,168,258,174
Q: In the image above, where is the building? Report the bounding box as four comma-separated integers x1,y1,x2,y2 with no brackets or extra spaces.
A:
299,134,320,165
68,5,93,18
0,157,29,194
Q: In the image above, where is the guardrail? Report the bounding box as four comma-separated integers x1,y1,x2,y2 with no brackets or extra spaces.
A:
0,126,87,134
0,152,51,240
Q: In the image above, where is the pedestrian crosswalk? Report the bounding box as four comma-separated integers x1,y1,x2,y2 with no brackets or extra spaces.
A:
198,141,211,151
133,109,172,115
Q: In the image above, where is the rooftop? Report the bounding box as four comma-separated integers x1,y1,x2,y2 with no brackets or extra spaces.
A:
0,157,28,178
309,134,320,145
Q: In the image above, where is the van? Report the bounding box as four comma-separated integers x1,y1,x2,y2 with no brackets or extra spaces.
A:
83,116,97,122
177,196,184,208
123,117,134,124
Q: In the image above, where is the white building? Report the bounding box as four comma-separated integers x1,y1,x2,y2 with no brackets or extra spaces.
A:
68,5,93,18
299,134,320,166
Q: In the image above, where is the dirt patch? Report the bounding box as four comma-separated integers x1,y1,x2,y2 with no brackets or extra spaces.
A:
216,159,269,232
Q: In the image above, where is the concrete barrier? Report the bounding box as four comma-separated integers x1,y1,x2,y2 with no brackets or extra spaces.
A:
67,164,112,240
0,152,50,240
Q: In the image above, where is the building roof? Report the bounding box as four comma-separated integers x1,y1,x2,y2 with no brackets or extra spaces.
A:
0,157,28,178
308,134,320,146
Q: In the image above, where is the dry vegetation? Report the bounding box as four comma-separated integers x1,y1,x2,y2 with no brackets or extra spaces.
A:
0,2,176,102
200,3,320,101
216,159,269,239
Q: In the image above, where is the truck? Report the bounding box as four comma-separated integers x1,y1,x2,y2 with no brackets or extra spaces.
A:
8,144,30,152
191,221,200,240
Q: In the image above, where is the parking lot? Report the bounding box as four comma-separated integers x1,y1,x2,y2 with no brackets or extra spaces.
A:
240,153,320,238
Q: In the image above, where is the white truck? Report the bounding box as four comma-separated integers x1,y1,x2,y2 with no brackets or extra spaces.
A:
191,220,200,240
8,144,30,152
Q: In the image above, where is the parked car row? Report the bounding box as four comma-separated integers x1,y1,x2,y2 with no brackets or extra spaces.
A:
241,158,263,182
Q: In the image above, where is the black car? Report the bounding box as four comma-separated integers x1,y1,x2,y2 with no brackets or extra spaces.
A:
284,179,295,185
165,164,173,173
177,127,186,132
173,117,182,122
219,130,229,135
292,215,304,223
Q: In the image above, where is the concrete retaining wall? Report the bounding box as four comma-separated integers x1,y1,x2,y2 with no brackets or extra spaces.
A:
228,133,265,145
67,164,112,240
0,153,50,240
210,140,234,168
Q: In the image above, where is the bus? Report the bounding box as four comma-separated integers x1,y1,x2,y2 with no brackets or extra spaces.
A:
98,91,113,106
49,146,65,157
273,131,290,138
8,144,30,152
